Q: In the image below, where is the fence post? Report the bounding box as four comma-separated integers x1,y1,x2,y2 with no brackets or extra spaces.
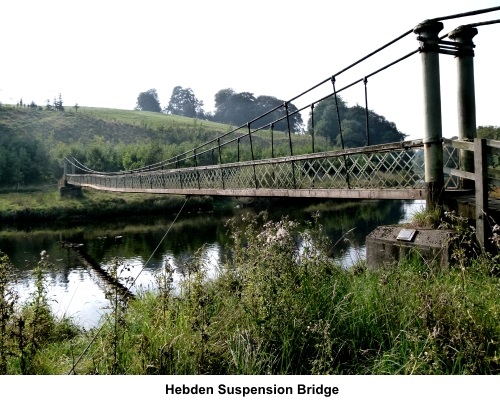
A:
63,158,67,184
450,26,478,190
284,102,297,189
474,138,488,248
414,20,445,212
247,123,258,189
194,148,201,189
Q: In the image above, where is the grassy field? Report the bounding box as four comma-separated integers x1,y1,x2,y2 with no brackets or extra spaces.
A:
0,104,319,147
79,106,235,132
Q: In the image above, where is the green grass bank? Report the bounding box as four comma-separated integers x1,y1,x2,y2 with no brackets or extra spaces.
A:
0,187,228,224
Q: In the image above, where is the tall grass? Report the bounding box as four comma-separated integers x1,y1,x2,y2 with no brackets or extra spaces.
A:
0,251,80,374
1,211,500,374
0,188,219,224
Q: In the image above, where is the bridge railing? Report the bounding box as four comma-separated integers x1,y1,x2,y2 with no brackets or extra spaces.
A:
66,139,426,199
443,138,500,189
442,137,500,246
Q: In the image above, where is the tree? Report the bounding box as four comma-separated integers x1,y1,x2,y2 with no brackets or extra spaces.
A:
214,88,235,108
254,95,303,133
165,86,204,118
135,89,162,112
478,126,500,140
307,96,406,147
55,93,64,111
212,90,303,132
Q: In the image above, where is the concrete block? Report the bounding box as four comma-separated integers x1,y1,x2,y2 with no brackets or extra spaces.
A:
59,185,83,198
366,226,454,270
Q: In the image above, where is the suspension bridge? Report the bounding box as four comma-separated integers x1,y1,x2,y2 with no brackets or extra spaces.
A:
63,7,500,245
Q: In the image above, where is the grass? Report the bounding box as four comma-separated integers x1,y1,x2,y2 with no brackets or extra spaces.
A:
1,104,322,151
1,210,499,374
1,104,330,188
0,187,222,224
80,106,234,132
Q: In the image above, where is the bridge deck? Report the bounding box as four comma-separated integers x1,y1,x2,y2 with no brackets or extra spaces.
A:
78,183,426,200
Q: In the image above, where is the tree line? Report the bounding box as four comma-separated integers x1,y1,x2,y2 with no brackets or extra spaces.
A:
14,93,80,113
135,87,303,133
136,87,407,146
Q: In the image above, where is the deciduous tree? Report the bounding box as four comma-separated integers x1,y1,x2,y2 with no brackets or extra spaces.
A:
135,89,162,112
165,86,204,118
307,96,406,147
212,90,303,133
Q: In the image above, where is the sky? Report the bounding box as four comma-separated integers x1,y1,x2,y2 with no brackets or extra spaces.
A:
1,0,499,140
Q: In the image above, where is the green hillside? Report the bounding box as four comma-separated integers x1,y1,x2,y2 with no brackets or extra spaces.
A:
0,105,326,187
0,106,232,144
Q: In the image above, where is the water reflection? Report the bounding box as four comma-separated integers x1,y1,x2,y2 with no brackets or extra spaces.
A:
0,199,424,328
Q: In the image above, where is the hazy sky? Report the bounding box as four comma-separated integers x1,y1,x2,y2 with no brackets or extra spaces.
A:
1,0,499,139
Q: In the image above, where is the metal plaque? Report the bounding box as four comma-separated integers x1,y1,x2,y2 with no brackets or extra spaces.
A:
396,228,416,242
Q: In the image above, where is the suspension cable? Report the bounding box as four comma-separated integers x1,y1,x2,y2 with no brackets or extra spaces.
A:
429,6,500,22
466,19,500,28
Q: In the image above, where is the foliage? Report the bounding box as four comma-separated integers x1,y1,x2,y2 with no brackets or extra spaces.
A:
0,188,203,224
1,211,498,375
477,126,500,169
135,89,162,113
0,123,50,186
0,104,324,187
165,86,204,118
478,125,500,140
307,96,407,147
212,88,303,133
410,206,442,228
0,251,80,374
54,94,64,112
96,258,134,374
0,252,18,374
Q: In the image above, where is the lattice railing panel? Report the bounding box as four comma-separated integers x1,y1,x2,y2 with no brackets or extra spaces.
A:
67,141,427,193
443,142,460,189
223,165,257,189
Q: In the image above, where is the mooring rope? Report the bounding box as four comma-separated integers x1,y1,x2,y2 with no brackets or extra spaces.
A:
67,196,189,375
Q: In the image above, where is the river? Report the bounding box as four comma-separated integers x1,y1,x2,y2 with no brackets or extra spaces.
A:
0,198,424,329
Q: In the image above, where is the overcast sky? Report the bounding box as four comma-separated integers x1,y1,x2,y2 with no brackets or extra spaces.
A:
1,0,499,139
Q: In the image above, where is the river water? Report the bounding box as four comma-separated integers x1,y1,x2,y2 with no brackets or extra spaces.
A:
0,199,424,329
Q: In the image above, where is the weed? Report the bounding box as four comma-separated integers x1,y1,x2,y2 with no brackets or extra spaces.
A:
410,206,442,228
101,258,133,374
0,251,18,374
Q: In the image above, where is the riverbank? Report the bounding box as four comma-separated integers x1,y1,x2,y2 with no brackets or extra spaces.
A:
0,187,231,225
0,211,498,374
0,186,415,228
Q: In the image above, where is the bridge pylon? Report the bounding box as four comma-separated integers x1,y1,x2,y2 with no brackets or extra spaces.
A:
449,25,478,190
414,20,445,212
